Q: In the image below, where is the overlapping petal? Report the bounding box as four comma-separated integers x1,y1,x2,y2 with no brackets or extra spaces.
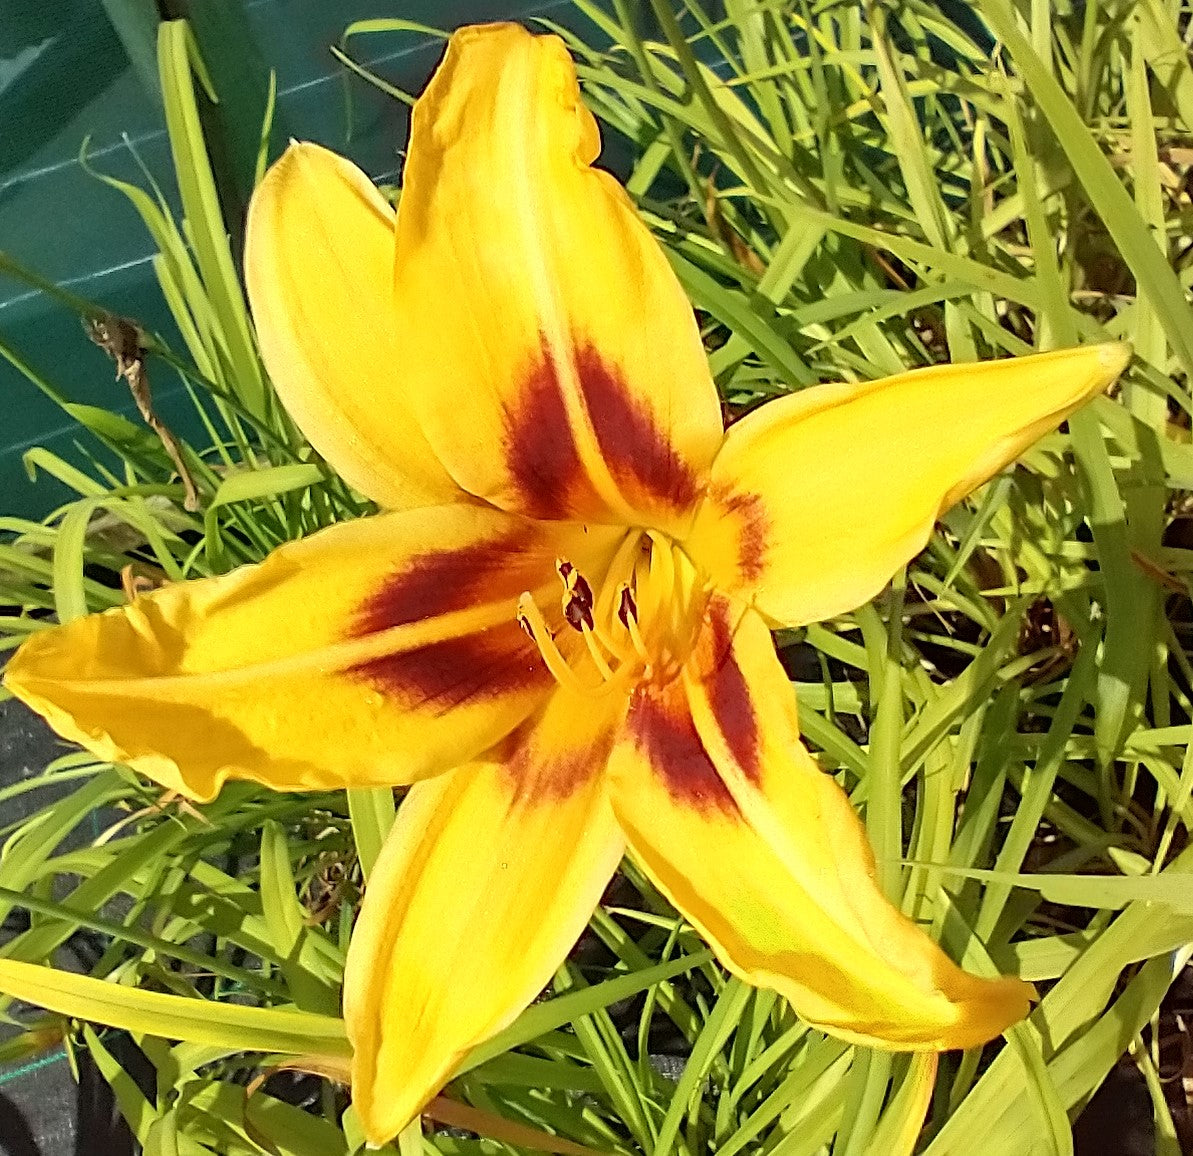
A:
392,23,723,531
344,686,626,1145
245,143,458,509
686,344,1130,627
4,507,621,801
608,595,1033,1050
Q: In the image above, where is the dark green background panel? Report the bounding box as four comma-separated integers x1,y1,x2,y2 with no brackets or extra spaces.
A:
0,0,577,518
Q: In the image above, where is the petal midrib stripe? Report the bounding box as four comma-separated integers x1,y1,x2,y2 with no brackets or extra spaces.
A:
21,598,538,696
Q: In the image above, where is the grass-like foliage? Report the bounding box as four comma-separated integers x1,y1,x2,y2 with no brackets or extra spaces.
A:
2,2,1193,1152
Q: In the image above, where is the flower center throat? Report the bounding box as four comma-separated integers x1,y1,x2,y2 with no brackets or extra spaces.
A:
516,530,707,696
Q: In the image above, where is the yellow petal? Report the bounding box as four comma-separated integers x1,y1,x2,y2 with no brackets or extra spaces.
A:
393,23,723,530
345,686,625,1146
4,507,621,801
607,596,1034,1050
245,142,459,509
687,344,1130,626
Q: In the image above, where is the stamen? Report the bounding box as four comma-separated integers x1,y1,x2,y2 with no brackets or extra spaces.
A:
581,626,617,681
517,592,634,698
556,558,595,632
635,530,674,640
555,556,631,665
618,583,654,667
516,593,597,696
520,530,703,697
617,584,637,628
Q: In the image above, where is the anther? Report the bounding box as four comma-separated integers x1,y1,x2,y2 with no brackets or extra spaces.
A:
556,558,594,632
564,591,594,632
619,581,654,668
516,592,633,698
516,593,594,696
616,584,638,628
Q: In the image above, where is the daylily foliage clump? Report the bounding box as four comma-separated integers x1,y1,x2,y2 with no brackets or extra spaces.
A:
4,23,1129,1146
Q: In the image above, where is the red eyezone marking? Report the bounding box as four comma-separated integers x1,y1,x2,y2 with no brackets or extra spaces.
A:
702,601,762,784
573,344,699,512
713,486,769,583
504,357,601,520
347,623,549,712
626,682,737,813
497,710,618,806
351,532,544,636
504,341,700,521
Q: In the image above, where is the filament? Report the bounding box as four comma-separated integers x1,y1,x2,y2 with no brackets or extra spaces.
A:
517,530,705,697
517,594,597,696
581,625,617,681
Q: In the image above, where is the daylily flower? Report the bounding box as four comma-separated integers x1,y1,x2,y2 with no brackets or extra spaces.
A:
4,22,1128,1147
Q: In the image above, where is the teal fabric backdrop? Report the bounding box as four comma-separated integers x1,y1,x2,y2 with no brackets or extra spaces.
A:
0,0,582,517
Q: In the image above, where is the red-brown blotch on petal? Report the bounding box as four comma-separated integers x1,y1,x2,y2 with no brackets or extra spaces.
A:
504,354,604,521
503,340,708,525
342,526,589,710
695,599,763,785
495,685,623,805
573,343,702,514
351,531,548,633
625,678,739,814
700,485,771,586
347,624,550,712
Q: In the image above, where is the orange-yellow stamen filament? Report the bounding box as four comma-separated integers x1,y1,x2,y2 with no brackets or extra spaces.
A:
515,593,599,696
518,532,707,697
581,625,616,681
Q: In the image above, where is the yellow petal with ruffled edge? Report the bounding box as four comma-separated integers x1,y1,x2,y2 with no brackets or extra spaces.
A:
608,596,1033,1050
345,685,625,1146
392,23,723,531
687,344,1129,627
4,507,620,801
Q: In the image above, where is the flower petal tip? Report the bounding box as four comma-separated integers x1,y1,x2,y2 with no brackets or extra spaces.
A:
1096,340,1132,378
256,139,337,193
351,1085,422,1153
361,1122,401,1152
1055,340,1131,408
936,974,1036,1052
452,19,533,43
